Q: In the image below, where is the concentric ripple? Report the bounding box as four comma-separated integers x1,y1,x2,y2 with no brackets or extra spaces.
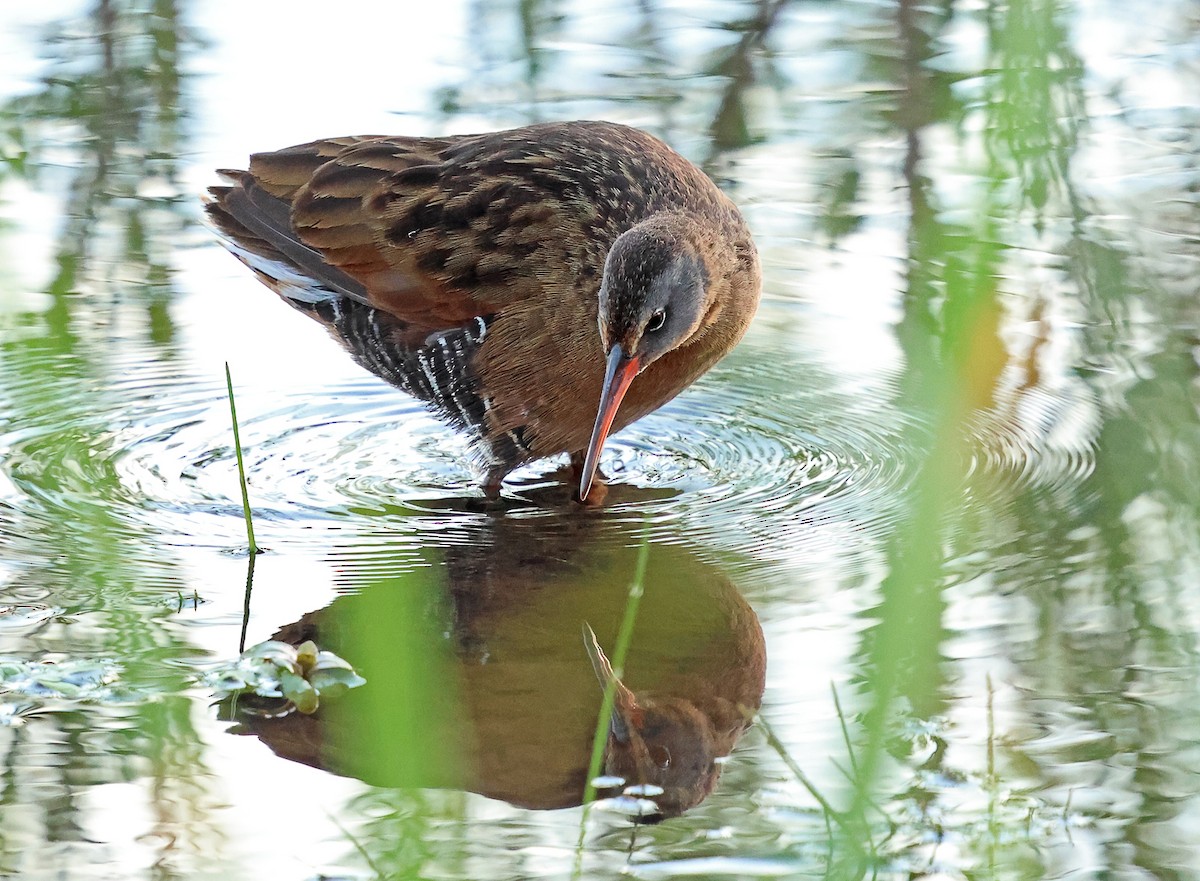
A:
960,384,1098,501
565,354,932,561
0,300,1099,575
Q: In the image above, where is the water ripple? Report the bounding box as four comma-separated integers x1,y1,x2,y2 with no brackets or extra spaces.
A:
0,315,1098,572
960,385,1099,503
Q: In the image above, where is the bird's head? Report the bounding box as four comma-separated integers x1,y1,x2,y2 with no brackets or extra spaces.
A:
578,215,716,501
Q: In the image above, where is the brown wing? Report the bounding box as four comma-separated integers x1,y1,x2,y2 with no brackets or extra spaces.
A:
282,138,489,327
208,135,496,333
210,132,582,337
287,134,575,329
205,133,570,470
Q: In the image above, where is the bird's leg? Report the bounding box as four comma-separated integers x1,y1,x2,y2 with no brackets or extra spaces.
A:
482,466,505,500
570,450,609,505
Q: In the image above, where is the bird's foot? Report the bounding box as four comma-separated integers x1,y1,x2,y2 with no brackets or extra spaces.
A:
569,451,609,506
575,480,608,507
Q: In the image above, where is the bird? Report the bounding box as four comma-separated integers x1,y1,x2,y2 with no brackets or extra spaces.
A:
205,120,761,502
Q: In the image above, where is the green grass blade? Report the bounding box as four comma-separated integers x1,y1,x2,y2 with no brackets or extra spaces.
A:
574,538,651,874
224,362,258,556
581,538,649,807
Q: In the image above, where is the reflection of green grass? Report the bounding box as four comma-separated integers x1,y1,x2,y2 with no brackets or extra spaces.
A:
581,539,650,809
763,685,1078,879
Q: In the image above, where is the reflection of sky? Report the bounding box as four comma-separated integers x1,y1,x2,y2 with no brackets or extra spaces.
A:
0,4,76,299
191,0,465,160
0,2,79,95
0,1,467,294
0,1,466,142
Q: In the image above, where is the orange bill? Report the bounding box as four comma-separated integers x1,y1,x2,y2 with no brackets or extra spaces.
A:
578,344,640,501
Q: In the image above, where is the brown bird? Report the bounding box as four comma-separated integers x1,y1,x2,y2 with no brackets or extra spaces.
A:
206,121,760,501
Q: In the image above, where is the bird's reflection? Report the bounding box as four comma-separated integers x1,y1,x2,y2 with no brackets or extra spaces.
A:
226,513,765,820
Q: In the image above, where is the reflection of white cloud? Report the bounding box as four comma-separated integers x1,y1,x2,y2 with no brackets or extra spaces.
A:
0,180,60,297
175,246,360,386
0,1,80,94
192,0,467,163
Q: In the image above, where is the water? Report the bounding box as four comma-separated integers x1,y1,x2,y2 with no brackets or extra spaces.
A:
1,0,1198,878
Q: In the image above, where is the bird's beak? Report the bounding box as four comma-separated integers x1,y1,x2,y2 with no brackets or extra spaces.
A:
582,623,640,744
578,344,640,502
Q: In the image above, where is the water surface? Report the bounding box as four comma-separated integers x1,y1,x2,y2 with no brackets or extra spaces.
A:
1,0,1199,878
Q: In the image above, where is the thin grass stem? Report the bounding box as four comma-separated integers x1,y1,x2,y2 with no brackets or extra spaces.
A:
573,539,651,874
225,362,258,556
581,538,649,807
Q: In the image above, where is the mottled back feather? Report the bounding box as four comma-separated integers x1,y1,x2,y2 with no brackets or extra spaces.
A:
205,121,760,480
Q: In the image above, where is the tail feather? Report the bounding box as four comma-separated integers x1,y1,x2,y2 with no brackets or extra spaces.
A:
205,172,368,303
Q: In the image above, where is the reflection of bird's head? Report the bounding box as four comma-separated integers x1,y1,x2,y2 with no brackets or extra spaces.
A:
582,623,756,820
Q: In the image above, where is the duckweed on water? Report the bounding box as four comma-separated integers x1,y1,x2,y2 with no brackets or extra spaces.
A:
0,656,124,700
0,641,364,721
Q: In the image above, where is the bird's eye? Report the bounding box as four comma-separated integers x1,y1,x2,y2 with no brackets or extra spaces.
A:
646,310,666,333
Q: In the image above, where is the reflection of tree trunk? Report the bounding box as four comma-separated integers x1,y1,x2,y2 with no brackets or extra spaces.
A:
635,0,677,136
888,0,951,705
850,0,961,824
519,0,543,117
708,0,789,154
4,0,188,307
99,0,115,71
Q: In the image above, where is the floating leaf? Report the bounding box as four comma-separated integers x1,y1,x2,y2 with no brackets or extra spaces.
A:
208,640,364,715
279,669,319,714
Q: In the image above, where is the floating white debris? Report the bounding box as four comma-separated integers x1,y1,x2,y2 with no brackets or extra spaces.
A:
625,857,800,878
0,605,62,629
591,775,626,789
623,783,665,798
595,796,661,818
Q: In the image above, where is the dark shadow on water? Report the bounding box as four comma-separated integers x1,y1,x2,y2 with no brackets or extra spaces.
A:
224,512,766,821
